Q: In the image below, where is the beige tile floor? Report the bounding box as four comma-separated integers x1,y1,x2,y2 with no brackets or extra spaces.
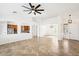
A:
0,37,79,56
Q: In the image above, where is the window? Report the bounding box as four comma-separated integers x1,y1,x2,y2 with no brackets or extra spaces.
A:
7,24,17,34
21,26,30,33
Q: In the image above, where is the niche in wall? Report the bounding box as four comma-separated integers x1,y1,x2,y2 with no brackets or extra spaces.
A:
7,24,17,34
21,26,30,33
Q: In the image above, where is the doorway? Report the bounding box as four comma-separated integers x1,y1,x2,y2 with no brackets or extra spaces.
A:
32,24,60,55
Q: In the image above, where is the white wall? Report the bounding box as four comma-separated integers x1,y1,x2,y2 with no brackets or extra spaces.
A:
0,22,7,34
0,18,34,45
69,24,79,40
64,23,79,40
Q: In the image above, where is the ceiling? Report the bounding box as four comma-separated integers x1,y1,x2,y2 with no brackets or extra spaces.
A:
0,3,79,19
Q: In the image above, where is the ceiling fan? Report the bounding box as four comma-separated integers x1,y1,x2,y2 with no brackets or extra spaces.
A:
22,3,44,15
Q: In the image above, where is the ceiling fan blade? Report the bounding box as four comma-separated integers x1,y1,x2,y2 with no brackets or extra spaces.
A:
34,12,36,15
22,5,31,9
35,4,41,9
24,10,31,12
28,11,32,14
29,3,33,8
36,9,44,11
36,11,41,14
